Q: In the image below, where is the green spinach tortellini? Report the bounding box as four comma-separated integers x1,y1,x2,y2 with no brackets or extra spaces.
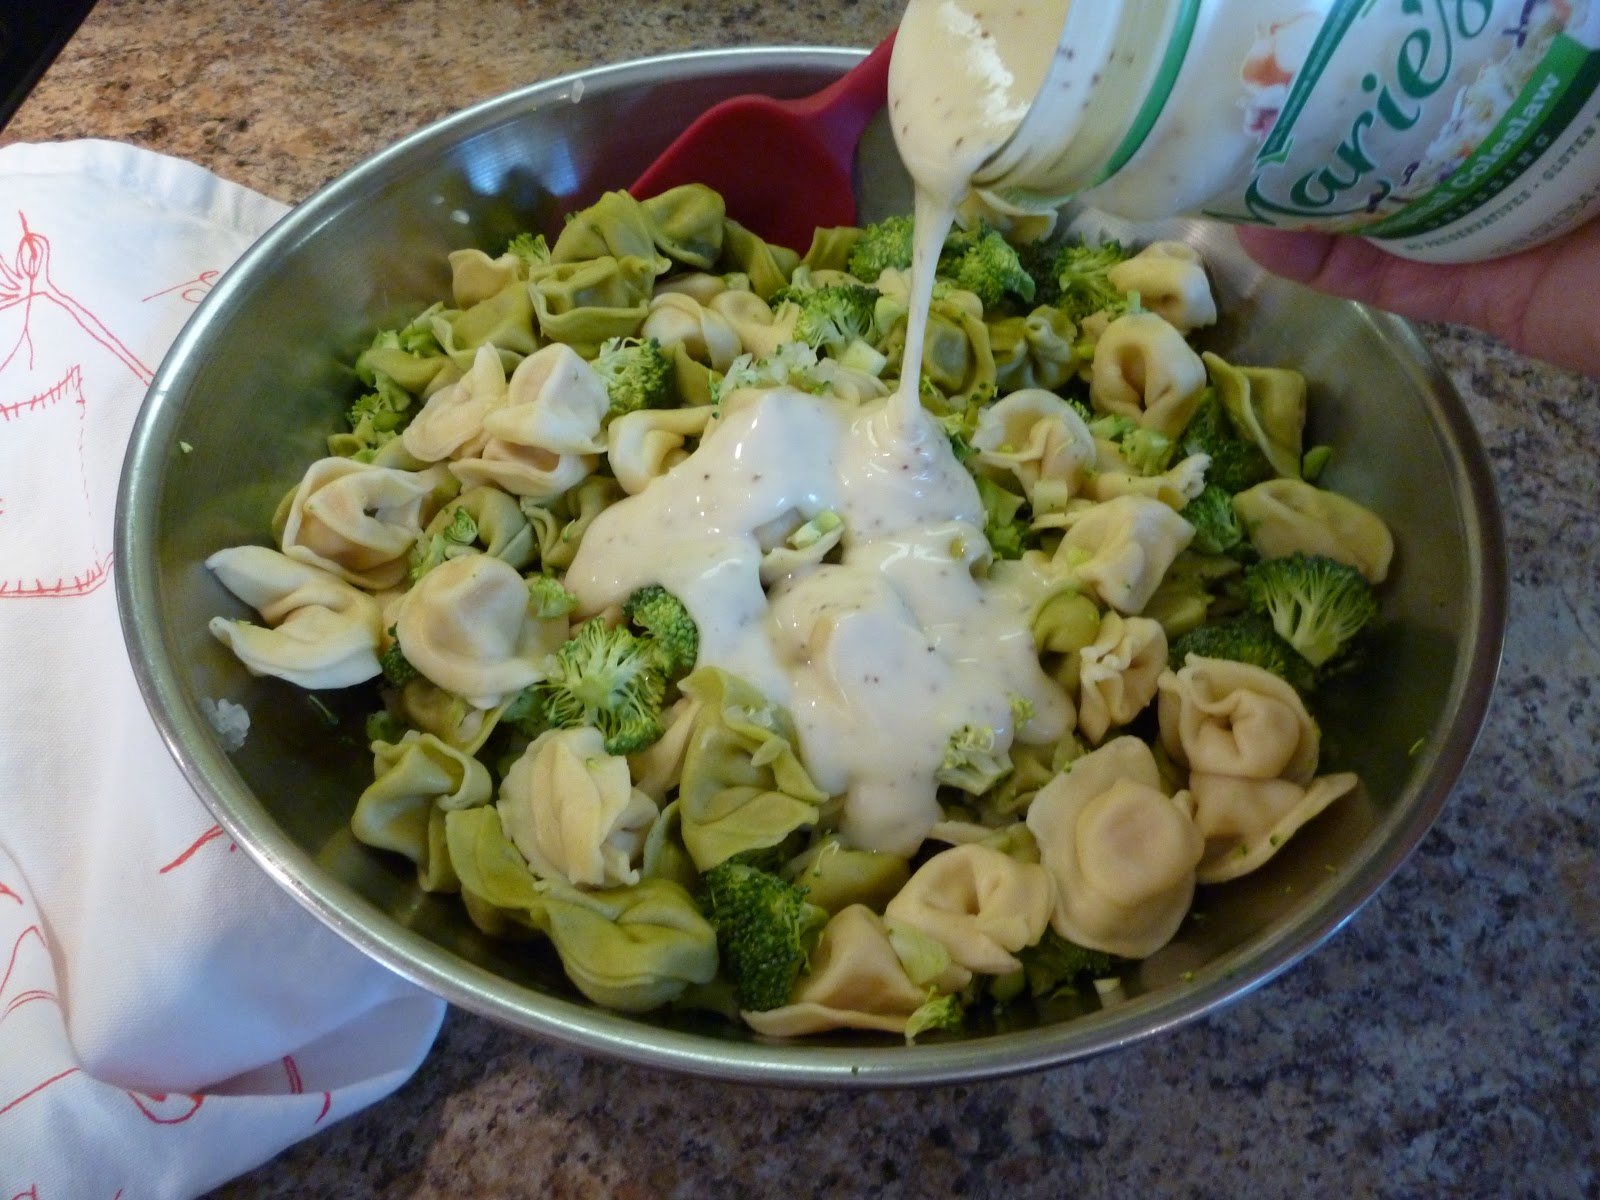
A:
675,667,829,871
540,877,719,1012
352,731,493,891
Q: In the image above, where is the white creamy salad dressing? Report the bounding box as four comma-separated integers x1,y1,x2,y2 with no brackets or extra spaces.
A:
564,387,1070,857
889,0,1070,428
567,0,1097,858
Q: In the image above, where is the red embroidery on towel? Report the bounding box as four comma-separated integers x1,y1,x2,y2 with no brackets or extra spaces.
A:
10,1187,40,1199
0,925,46,1006
0,212,157,600
125,1090,205,1124
0,360,111,599
283,1054,333,1123
141,269,219,305
0,927,76,1118
0,1067,79,1118
0,880,21,904
157,824,236,874
0,214,153,382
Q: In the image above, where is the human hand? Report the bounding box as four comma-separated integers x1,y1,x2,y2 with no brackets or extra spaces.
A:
1234,221,1600,378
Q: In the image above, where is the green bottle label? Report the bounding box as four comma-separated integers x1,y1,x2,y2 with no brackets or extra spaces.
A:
1205,1,1596,238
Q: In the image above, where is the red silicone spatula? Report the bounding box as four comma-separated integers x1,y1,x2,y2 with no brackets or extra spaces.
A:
630,33,897,252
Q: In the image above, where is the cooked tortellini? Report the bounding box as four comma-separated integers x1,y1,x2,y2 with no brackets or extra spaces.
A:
402,343,510,463
707,288,792,359
882,843,1052,976
1076,613,1168,745
279,457,444,590
675,668,828,870
485,342,610,456
540,877,719,1012
1085,450,1211,510
1233,478,1395,583
742,905,932,1038
529,255,662,353
392,553,566,708
1026,736,1203,959
206,545,385,689
1203,352,1306,480
1056,494,1196,614
1188,771,1360,883
497,727,659,889
989,306,1079,393
1106,241,1218,334
1157,656,1320,783
1089,311,1207,438
971,388,1097,510
447,246,524,308
641,291,742,372
351,730,492,890
607,405,718,495
445,343,606,500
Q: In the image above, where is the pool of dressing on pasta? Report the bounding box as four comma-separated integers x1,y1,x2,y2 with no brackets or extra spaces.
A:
562,3,1079,857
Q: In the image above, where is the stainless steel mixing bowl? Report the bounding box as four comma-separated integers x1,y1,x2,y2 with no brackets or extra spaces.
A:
116,46,1507,1086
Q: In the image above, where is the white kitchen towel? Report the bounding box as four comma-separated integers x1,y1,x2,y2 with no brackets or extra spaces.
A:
0,140,447,1199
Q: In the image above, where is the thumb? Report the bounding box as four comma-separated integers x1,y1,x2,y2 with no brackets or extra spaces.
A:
1232,227,1491,327
1233,224,1600,377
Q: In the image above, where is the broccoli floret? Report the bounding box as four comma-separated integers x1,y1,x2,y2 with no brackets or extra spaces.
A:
1051,239,1134,324
716,341,832,400
771,282,881,358
1017,928,1119,999
937,399,981,463
905,991,966,1042
341,373,415,457
846,213,916,282
356,312,445,387
937,221,1036,309
698,859,828,1012
380,626,420,687
1179,390,1274,495
1015,236,1064,308
365,708,410,745
937,724,1015,795
1181,484,1245,556
408,506,478,583
1169,613,1316,694
537,619,666,754
505,231,552,269
527,572,579,619
498,684,548,739
1242,552,1379,669
592,336,675,417
975,474,1030,560
622,584,699,678
1090,413,1176,475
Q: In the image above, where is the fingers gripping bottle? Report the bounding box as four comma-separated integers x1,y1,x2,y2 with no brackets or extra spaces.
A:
891,0,1600,262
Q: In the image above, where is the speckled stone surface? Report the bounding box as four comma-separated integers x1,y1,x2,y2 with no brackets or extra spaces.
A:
8,3,1599,1197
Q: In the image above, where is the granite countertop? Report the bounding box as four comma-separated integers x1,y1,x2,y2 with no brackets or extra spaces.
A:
8,2,1598,1196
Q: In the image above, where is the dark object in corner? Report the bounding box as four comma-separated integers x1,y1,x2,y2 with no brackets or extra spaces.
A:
0,1,99,132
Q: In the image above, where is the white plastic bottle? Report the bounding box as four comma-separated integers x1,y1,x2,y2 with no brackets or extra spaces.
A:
896,0,1600,262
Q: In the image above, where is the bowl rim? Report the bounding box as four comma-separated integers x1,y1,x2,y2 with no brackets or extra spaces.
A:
116,44,1510,1087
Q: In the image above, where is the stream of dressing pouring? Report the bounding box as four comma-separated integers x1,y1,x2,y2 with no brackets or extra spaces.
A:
565,1,1076,856
887,0,1071,429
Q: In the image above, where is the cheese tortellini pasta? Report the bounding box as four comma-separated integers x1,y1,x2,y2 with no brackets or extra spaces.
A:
206,545,385,689
1026,737,1204,959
